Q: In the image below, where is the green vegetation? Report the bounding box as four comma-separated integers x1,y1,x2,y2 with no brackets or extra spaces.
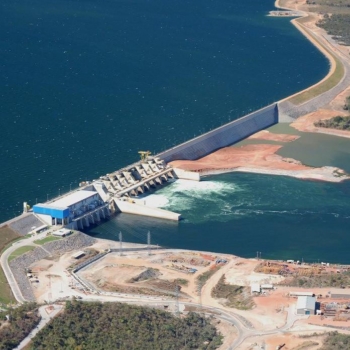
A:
8,246,36,262
307,0,350,14
0,226,20,304
0,226,20,253
211,275,254,310
314,115,350,130
175,278,189,286
0,267,14,305
291,341,319,350
280,270,350,288
33,235,60,245
0,302,40,350
320,331,350,350
289,46,344,105
31,301,222,350
196,266,221,286
318,13,350,45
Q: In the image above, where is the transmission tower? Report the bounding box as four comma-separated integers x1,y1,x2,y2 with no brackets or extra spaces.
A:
198,282,203,314
147,231,151,256
175,285,180,316
48,275,52,304
119,231,123,256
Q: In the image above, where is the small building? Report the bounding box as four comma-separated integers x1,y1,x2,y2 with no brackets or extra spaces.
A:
296,296,316,315
251,283,261,294
261,284,274,290
331,289,350,299
289,291,315,298
72,251,85,259
28,224,48,235
53,228,72,237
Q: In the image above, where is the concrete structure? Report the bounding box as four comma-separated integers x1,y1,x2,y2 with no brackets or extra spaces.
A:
114,198,181,221
289,291,315,298
296,296,316,315
251,283,261,294
96,157,175,199
72,251,85,259
53,228,72,237
261,284,274,290
157,103,278,162
331,289,350,299
33,190,109,229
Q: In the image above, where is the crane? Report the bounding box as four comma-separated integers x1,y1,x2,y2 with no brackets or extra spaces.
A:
138,151,151,161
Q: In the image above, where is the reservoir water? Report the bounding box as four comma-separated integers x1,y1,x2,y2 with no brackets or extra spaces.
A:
2,0,349,262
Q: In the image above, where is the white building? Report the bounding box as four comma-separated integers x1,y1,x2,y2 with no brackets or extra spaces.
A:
296,296,316,315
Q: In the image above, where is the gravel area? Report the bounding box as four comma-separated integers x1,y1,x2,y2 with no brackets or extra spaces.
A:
9,214,45,236
8,232,96,302
44,232,95,256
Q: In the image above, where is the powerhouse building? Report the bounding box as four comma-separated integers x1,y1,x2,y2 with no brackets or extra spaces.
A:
33,190,109,229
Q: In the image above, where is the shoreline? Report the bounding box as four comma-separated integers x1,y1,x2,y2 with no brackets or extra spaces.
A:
274,0,343,105
199,165,349,183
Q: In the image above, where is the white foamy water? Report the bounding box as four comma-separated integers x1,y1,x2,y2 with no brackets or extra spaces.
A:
141,194,170,208
140,179,243,220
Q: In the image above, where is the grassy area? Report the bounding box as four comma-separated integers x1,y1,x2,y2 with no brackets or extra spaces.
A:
288,20,344,105
8,246,36,262
280,270,350,288
196,266,221,286
0,263,15,304
211,275,255,310
174,278,189,286
0,226,21,304
34,235,60,245
0,226,20,253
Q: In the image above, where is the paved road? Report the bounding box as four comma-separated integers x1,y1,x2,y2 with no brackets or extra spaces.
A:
14,304,63,350
0,234,317,349
0,231,48,303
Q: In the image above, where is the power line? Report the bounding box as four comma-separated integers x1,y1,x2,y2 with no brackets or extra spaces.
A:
119,231,123,256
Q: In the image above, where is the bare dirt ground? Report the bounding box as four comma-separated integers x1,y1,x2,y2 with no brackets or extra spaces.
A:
248,130,299,142
213,318,238,350
25,238,350,347
78,248,226,300
246,332,325,350
169,144,348,182
291,85,350,139
170,145,310,172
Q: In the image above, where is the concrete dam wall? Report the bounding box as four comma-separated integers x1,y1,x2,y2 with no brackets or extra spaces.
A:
157,103,278,162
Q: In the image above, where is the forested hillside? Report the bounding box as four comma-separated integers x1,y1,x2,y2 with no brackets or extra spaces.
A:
31,301,223,350
310,0,350,45
0,303,40,350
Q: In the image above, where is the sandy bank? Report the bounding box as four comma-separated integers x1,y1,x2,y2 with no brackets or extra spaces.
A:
291,108,350,138
169,144,349,182
248,130,299,142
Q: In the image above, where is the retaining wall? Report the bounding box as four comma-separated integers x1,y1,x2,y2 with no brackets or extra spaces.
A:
157,103,278,162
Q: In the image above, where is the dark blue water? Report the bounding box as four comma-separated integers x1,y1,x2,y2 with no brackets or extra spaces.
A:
2,0,347,263
0,0,328,219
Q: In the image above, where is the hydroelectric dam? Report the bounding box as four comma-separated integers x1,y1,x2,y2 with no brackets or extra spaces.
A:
3,102,278,235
